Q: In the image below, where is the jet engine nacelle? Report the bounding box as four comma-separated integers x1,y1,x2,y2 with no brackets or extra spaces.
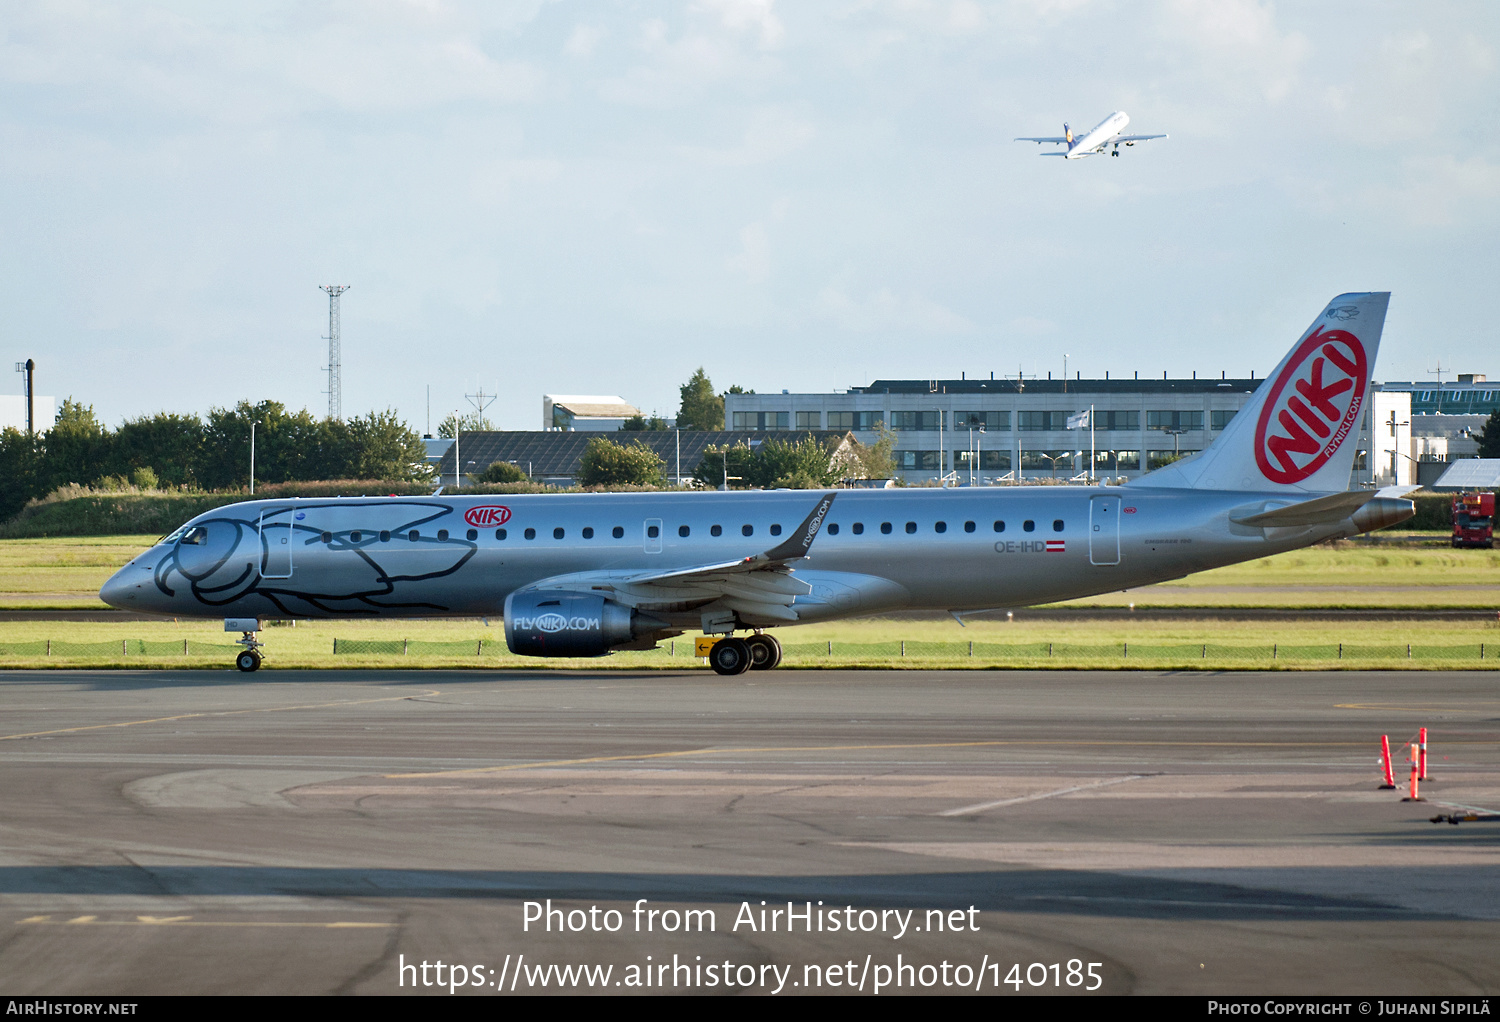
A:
504,591,665,657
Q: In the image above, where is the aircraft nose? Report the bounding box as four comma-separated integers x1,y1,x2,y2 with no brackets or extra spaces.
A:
100,560,152,609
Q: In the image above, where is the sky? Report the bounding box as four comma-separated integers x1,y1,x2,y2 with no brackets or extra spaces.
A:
2,0,1497,431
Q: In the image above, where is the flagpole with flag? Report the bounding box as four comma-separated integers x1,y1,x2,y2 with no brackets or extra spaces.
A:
1067,406,1094,483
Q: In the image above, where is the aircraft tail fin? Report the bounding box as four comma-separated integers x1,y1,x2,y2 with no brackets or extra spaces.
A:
1064,122,1072,145
1128,292,1390,494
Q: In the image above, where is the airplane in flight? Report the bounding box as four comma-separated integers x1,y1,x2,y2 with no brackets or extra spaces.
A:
1016,110,1167,158
101,292,1411,676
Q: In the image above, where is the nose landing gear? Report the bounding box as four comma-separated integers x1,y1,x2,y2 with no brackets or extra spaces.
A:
226,617,264,673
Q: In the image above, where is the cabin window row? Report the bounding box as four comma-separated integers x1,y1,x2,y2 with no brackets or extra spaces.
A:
319,518,1067,544
826,519,1063,535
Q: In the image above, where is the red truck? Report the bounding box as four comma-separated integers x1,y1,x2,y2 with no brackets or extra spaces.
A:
1451,492,1495,548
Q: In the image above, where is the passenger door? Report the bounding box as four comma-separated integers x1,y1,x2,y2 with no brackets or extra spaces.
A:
258,506,296,578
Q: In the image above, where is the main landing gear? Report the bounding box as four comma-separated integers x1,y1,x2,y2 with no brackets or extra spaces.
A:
708,633,782,676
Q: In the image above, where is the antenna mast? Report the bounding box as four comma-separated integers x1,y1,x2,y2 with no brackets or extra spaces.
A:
465,386,498,428
321,285,350,420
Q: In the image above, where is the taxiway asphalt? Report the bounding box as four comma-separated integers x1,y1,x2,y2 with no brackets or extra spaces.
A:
0,668,1496,996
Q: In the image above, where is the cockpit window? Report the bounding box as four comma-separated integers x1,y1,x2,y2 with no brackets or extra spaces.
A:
179,526,208,545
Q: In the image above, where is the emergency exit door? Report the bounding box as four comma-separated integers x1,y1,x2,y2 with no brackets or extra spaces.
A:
1089,495,1121,566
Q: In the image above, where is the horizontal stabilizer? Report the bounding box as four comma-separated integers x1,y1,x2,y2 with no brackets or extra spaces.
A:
1230,486,1418,528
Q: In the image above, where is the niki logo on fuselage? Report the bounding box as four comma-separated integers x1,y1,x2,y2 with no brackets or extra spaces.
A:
1253,325,1368,485
464,506,512,528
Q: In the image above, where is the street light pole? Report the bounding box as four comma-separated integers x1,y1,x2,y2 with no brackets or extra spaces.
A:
1387,410,1409,486
249,421,258,495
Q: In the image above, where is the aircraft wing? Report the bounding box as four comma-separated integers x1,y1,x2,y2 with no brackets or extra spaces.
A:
1113,134,1167,143
1015,136,1068,144
513,493,837,622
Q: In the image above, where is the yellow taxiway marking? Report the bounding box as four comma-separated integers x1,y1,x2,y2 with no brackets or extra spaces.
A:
17,915,392,928
386,737,1471,779
0,690,442,742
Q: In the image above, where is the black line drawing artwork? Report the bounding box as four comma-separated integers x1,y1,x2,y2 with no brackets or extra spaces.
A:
154,501,480,617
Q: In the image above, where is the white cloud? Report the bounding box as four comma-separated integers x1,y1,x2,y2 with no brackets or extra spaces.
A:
1360,155,1500,227
1156,0,1311,103
0,2,546,124
565,23,606,59
727,222,771,282
1006,316,1057,335
697,0,785,47
676,105,816,165
598,9,786,106
816,286,973,333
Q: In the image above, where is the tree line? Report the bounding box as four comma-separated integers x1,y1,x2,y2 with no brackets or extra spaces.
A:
569,432,891,489
0,399,429,520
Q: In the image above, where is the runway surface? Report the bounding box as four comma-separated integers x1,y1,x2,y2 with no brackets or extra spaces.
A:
0,668,1496,996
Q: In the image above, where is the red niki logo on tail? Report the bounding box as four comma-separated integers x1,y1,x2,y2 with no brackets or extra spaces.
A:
464,505,512,528
1253,325,1368,485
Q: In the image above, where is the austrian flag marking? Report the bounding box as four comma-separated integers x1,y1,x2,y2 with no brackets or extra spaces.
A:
1045,540,1066,553
1253,324,1368,485
464,505,512,528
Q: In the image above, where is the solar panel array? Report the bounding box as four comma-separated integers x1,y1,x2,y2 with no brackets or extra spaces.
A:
436,430,855,484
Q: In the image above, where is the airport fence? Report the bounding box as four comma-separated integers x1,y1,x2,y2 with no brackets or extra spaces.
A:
1,638,1494,666
0,639,240,657
322,637,1495,665
775,640,1493,663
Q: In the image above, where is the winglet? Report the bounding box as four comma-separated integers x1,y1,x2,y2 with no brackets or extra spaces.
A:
761,493,836,562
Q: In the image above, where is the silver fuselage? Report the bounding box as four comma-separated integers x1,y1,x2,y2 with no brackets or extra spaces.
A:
99,486,1400,625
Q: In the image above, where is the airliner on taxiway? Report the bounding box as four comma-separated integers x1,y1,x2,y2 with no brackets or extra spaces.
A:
101,293,1412,676
1016,110,1167,158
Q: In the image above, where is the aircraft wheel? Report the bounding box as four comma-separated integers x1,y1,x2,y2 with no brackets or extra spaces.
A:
746,634,782,671
709,637,753,676
235,649,262,673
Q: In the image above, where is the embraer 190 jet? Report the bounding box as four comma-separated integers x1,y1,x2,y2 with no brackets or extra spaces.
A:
1016,110,1167,158
101,293,1412,675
